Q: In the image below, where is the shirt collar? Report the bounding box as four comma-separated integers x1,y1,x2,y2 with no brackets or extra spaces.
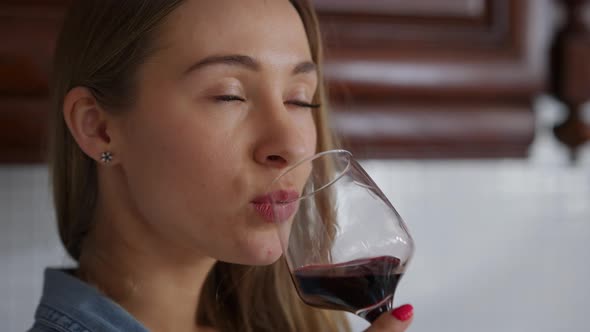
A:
36,268,149,332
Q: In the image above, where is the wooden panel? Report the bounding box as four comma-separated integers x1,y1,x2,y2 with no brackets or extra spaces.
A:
317,0,550,158
562,40,590,102
0,1,66,163
552,0,590,156
318,0,545,98
314,0,486,17
0,98,49,163
317,0,508,49
0,55,47,95
331,102,535,159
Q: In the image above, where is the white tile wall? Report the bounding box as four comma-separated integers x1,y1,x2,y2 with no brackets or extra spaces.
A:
346,155,590,332
0,166,71,332
2,97,589,332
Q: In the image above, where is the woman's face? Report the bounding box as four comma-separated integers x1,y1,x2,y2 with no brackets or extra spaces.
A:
113,0,318,265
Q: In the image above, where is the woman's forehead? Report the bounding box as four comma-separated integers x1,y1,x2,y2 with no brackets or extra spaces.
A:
153,0,311,71
159,0,305,45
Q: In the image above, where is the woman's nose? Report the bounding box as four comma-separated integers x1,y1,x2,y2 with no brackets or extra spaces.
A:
253,108,311,169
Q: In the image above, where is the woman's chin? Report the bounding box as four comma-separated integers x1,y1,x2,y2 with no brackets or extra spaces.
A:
231,228,285,265
241,244,283,266
226,238,284,266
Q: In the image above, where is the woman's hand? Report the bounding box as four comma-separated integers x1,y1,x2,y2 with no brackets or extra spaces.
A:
364,304,414,332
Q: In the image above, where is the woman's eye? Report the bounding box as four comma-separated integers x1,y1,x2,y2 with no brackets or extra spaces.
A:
286,100,322,109
215,95,246,102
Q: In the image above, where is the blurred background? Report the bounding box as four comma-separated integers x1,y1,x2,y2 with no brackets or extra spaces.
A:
1,0,590,331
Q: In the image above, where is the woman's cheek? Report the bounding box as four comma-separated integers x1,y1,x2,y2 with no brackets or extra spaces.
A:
303,114,318,153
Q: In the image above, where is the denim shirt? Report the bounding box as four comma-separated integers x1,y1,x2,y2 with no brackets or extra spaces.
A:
28,268,149,332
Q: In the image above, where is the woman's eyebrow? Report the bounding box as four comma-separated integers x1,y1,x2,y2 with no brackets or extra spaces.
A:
183,54,317,76
292,61,317,75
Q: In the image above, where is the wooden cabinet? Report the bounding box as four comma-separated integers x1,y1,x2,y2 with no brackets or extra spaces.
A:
0,1,68,163
551,0,590,158
0,0,585,162
316,0,553,158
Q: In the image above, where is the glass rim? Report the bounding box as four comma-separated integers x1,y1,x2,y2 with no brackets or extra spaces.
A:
271,149,353,203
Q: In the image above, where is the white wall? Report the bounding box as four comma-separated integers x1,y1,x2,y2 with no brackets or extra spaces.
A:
0,166,71,332
347,157,590,332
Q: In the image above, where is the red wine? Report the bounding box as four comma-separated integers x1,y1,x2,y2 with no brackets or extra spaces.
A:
293,256,404,322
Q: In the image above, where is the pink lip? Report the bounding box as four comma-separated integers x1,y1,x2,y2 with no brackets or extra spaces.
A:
251,190,300,223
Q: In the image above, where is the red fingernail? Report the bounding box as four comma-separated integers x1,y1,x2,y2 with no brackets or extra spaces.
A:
391,304,414,321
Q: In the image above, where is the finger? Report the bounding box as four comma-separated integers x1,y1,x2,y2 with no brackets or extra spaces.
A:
364,304,414,332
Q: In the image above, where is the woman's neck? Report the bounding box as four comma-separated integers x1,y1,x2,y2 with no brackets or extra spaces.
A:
76,210,217,332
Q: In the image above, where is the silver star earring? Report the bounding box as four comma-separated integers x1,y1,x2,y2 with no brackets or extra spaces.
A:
100,151,113,164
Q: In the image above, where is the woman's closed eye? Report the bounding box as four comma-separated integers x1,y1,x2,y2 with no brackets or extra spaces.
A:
215,95,246,102
286,100,321,109
214,95,320,109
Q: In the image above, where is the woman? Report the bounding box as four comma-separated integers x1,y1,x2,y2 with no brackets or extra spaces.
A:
29,0,414,331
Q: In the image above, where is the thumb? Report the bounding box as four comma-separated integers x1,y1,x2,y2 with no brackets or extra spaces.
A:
364,304,414,332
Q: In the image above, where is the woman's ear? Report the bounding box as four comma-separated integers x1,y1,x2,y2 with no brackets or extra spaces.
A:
62,87,118,165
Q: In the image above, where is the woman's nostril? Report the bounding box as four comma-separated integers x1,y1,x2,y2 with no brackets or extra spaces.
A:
268,155,283,162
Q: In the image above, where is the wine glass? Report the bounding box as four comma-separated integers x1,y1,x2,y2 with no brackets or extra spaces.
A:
269,149,414,323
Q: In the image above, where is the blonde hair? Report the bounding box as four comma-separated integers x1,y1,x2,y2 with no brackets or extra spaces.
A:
50,1,348,331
